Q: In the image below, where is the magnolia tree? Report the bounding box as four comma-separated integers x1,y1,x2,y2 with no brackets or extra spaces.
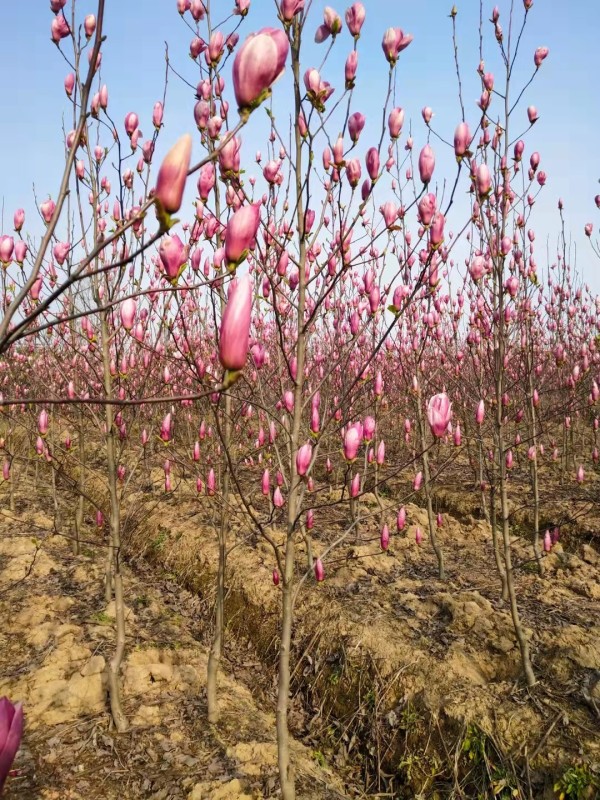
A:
0,0,598,796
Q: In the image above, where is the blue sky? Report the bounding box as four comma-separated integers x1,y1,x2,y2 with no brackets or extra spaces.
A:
1,0,598,295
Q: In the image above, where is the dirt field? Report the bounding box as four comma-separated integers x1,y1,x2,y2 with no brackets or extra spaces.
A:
1,476,599,799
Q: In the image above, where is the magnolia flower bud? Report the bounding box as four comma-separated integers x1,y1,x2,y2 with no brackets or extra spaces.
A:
154,134,192,216
0,697,24,791
120,298,136,331
476,399,485,425
225,203,261,269
314,558,325,582
388,107,404,138
380,524,390,551
453,121,471,158
534,46,549,67
219,274,253,374
343,426,360,461
296,443,312,476
418,144,435,184
84,14,96,38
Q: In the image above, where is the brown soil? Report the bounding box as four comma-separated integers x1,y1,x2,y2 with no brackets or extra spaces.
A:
125,481,600,798
0,505,349,799
1,473,599,799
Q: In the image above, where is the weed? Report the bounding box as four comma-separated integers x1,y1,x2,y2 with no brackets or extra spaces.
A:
91,611,112,625
462,724,487,764
400,701,422,731
554,765,599,800
150,526,170,551
461,725,521,799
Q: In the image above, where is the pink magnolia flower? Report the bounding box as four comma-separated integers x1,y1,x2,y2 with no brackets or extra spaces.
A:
0,237,14,265
543,530,552,552
380,524,390,551
38,410,49,437
476,164,491,196
475,399,485,425
232,28,289,113
453,121,471,158
453,423,462,447
397,507,406,531
40,198,56,224
120,298,136,331
159,413,172,443
279,0,305,22
296,443,312,476
418,193,436,226
427,393,452,438
219,274,253,373
429,212,445,249
346,158,362,188
348,111,365,142
206,31,225,65
381,27,413,64
207,468,216,495
124,112,139,136
0,697,24,792
315,6,343,42
469,255,486,281
363,416,376,441
225,203,261,268
380,201,398,229
343,426,361,461
345,3,366,37
534,46,549,67
314,558,325,582
261,469,270,496
418,144,435,184
374,371,383,397
366,147,380,181
158,234,187,282
283,391,294,413
84,14,96,38
51,14,70,43
154,134,191,217
304,68,334,110
388,107,405,138
234,0,250,16
13,209,25,231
